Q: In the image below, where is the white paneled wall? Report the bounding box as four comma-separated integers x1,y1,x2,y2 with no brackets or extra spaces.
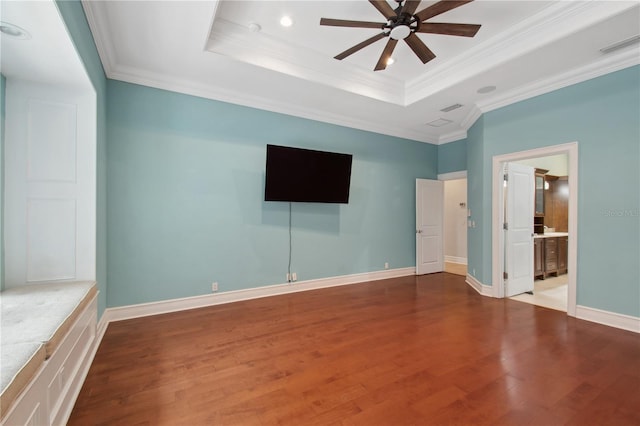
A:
4,80,96,287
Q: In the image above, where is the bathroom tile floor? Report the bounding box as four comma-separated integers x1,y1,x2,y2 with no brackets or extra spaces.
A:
510,275,568,312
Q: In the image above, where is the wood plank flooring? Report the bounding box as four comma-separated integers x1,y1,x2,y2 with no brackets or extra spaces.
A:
69,273,640,425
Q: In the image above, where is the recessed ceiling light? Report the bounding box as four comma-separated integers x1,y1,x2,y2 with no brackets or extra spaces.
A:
280,16,293,27
386,57,395,66
0,21,31,40
477,85,496,94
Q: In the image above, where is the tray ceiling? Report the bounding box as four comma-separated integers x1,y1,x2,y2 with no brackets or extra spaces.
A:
83,0,640,144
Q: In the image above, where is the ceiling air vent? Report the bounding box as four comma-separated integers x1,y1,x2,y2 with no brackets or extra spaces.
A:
600,35,640,54
440,103,463,113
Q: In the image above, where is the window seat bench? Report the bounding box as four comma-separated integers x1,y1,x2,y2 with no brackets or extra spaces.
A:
1,281,97,425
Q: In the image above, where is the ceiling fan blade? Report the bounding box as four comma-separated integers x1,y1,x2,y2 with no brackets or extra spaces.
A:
335,32,388,60
374,38,399,71
369,0,396,19
416,0,474,22
401,0,422,17
416,22,481,37
320,18,385,29
404,33,436,64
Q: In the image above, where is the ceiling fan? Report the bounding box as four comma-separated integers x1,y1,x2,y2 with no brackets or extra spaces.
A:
320,0,481,71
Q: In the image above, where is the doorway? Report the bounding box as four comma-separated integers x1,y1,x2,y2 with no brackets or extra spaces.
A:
509,154,570,311
492,143,578,317
443,178,467,276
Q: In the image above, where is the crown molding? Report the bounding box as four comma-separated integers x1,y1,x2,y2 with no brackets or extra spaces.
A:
438,129,467,145
477,49,640,114
81,0,117,76
461,105,483,130
109,63,439,144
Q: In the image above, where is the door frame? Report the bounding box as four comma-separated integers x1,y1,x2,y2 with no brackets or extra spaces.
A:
492,142,578,316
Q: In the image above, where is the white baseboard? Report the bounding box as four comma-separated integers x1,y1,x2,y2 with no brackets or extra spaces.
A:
445,256,467,265
465,274,494,297
576,305,640,334
103,267,416,324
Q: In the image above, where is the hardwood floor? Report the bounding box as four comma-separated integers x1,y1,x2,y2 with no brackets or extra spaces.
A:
444,262,467,276
69,273,640,425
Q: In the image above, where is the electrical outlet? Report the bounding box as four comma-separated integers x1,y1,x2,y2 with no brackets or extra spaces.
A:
292,272,297,281
384,262,389,270
211,282,218,292
286,273,291,282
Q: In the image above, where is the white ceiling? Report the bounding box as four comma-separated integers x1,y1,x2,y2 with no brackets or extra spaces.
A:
83,1,639,144
0,0,92,91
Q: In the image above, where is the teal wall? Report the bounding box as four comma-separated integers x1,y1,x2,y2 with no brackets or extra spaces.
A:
465,117,486,282
437,138,467,175
1,74,5,291
467,66,640,317
107,80,437,306
56,0,108,316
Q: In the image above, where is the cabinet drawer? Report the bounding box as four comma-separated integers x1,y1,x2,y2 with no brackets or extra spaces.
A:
546,261,557,270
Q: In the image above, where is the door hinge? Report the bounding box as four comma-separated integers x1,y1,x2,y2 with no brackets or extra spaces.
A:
503,271,508,279
504,174,508,182
503,223,508,230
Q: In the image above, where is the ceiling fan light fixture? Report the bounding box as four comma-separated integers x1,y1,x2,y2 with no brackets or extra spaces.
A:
390,25,411,40
386,57,395,65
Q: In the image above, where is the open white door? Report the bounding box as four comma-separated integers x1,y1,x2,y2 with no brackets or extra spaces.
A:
416,179,443,275
504,163,535,297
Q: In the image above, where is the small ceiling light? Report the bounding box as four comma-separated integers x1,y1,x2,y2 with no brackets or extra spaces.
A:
0,21,31,40
386,57,395,66
280,16,293,27
477,85,496,94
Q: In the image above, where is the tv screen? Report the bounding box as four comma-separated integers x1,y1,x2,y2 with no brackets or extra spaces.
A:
264,144,353,203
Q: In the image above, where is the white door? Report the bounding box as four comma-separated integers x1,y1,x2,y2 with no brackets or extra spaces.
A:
416,179,443,275
504,163,535,297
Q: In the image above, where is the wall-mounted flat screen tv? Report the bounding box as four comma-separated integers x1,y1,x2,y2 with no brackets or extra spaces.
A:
264,144,353,203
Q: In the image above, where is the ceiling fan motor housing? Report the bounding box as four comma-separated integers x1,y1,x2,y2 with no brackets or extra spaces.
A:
388,5,418,40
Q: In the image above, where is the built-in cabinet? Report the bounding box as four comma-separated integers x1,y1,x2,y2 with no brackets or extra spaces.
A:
557,236,568,274
534,169,547,216
534,168,548,235
534,239,544,279
534,235,568,279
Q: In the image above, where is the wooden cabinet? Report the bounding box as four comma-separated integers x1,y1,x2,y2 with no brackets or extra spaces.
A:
534,238,544,279
557,237,568,274
545,238,557,278
534,169,548,217
533,235,568,280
